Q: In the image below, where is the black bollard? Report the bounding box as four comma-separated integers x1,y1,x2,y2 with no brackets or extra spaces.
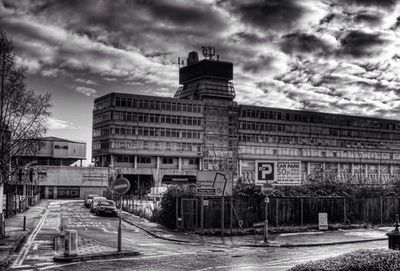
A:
23,216,26,231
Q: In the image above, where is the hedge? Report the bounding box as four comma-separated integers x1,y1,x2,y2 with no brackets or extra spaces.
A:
289,249,400,271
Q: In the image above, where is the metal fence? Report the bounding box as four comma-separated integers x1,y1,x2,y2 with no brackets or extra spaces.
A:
175,196,400,231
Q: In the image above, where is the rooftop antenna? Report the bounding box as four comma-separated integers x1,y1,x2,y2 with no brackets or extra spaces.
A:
202,46,215,60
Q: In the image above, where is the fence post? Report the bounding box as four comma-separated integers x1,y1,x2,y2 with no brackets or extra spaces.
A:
230,197,233,236
301,198,304,227
343,198,347,224
275,198,279,227
380,196,383,225
176,197,179,230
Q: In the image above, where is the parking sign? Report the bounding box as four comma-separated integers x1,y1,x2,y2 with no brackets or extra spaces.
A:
255,161,276,185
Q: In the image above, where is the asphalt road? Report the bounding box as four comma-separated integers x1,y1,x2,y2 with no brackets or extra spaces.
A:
9,200,388,271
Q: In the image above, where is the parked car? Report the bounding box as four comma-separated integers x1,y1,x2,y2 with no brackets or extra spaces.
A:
84,194,99,208
90,196,107,212
95,200,118,216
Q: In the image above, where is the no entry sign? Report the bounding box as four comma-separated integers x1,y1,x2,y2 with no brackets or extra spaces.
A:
112,177,131,195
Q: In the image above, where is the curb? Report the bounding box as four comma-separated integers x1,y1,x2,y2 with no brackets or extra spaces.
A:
121,215,197,244
53,250,140,263
0,201,48,270
120,213,388,248
235,237,388,248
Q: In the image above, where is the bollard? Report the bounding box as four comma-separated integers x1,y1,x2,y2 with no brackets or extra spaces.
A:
64,230,78,256
60,217,69,237
0,213,5,237
387,214,400,250
23,216,26,231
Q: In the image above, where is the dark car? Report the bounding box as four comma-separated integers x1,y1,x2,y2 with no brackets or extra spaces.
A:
84,194,99,208
95,200,118,216
90,196,107,212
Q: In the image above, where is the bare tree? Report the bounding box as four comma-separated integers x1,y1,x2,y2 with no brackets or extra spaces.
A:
0,30,52,184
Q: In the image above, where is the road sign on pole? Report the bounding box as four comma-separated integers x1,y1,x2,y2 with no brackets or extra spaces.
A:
111,177,130,252
112,177,131,195
261,183,274,195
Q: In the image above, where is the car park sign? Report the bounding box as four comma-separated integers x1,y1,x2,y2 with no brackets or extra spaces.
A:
255,161,301,186
112,177,131,195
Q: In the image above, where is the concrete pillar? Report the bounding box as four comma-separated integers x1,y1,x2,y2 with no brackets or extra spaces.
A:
390,164,394,175
307,162,311,174
199,158,203,171
0,182,3,217
178,157,182,170
110,155,115,167
53,186,57,199
239,159,242,178
365,163,368,176
156,156,160,170
337,163,341,174
45,186,49,199
351,163,354,174
134,155,137,169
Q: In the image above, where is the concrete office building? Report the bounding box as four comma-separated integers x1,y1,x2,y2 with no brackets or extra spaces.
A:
14,137,108,200
92,48,400,192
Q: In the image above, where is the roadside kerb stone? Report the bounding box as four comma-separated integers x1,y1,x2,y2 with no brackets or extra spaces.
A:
53,250,140,263
121,213,197,244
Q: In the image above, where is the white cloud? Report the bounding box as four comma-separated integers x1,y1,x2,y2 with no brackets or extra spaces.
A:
75,86,97,97
47,117,77,130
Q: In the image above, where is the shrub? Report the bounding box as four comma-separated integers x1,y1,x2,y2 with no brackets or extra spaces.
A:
150,184,196,229
289,249,400,271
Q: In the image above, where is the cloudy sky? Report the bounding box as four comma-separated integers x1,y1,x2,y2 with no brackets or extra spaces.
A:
2,0,400,161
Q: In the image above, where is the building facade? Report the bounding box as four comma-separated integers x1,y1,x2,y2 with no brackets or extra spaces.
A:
13,136,108,200
92,49,400,193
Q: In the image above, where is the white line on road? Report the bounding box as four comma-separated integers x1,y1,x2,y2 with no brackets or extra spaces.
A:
11,208,49,268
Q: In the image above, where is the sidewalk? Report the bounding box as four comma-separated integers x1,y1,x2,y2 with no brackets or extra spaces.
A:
0,200,49,267
121,211,391,248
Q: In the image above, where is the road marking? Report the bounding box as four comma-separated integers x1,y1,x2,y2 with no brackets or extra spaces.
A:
11,208,50,268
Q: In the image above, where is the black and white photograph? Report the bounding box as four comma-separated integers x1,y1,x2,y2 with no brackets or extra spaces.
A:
2,0,400,270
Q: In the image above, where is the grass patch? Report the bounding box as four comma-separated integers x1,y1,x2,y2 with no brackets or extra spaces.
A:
289,249,400,271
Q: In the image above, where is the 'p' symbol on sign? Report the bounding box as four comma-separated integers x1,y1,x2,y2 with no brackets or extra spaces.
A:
256,161,276,184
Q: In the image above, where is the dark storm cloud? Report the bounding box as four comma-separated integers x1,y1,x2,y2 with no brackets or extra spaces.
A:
280,32,333,55
339,30,388,57
242,55,275,73
354,12,382,25
229,0,306,32
336,0,397,9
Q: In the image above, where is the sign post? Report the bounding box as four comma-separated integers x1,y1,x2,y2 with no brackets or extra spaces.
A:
255,161,301,243
111,177,131,252
261,183,274,243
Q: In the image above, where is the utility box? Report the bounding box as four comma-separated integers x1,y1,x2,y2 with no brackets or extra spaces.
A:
387,215,400,250
64,230,78,256
60,217,69,237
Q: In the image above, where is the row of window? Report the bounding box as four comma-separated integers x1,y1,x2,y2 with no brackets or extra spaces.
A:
114,155,199,165
240,122,400,140
94,126,202,139
240,108,398,130
112,96,203,113
113,111,202,125
239,133,400,150
93,140,201,152
239,146,400,160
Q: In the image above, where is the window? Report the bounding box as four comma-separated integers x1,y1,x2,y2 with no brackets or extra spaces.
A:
162,157,173,164
138,157,151,163
188,158,198,165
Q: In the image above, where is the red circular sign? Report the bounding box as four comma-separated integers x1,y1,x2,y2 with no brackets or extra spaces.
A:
112,177,131,195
